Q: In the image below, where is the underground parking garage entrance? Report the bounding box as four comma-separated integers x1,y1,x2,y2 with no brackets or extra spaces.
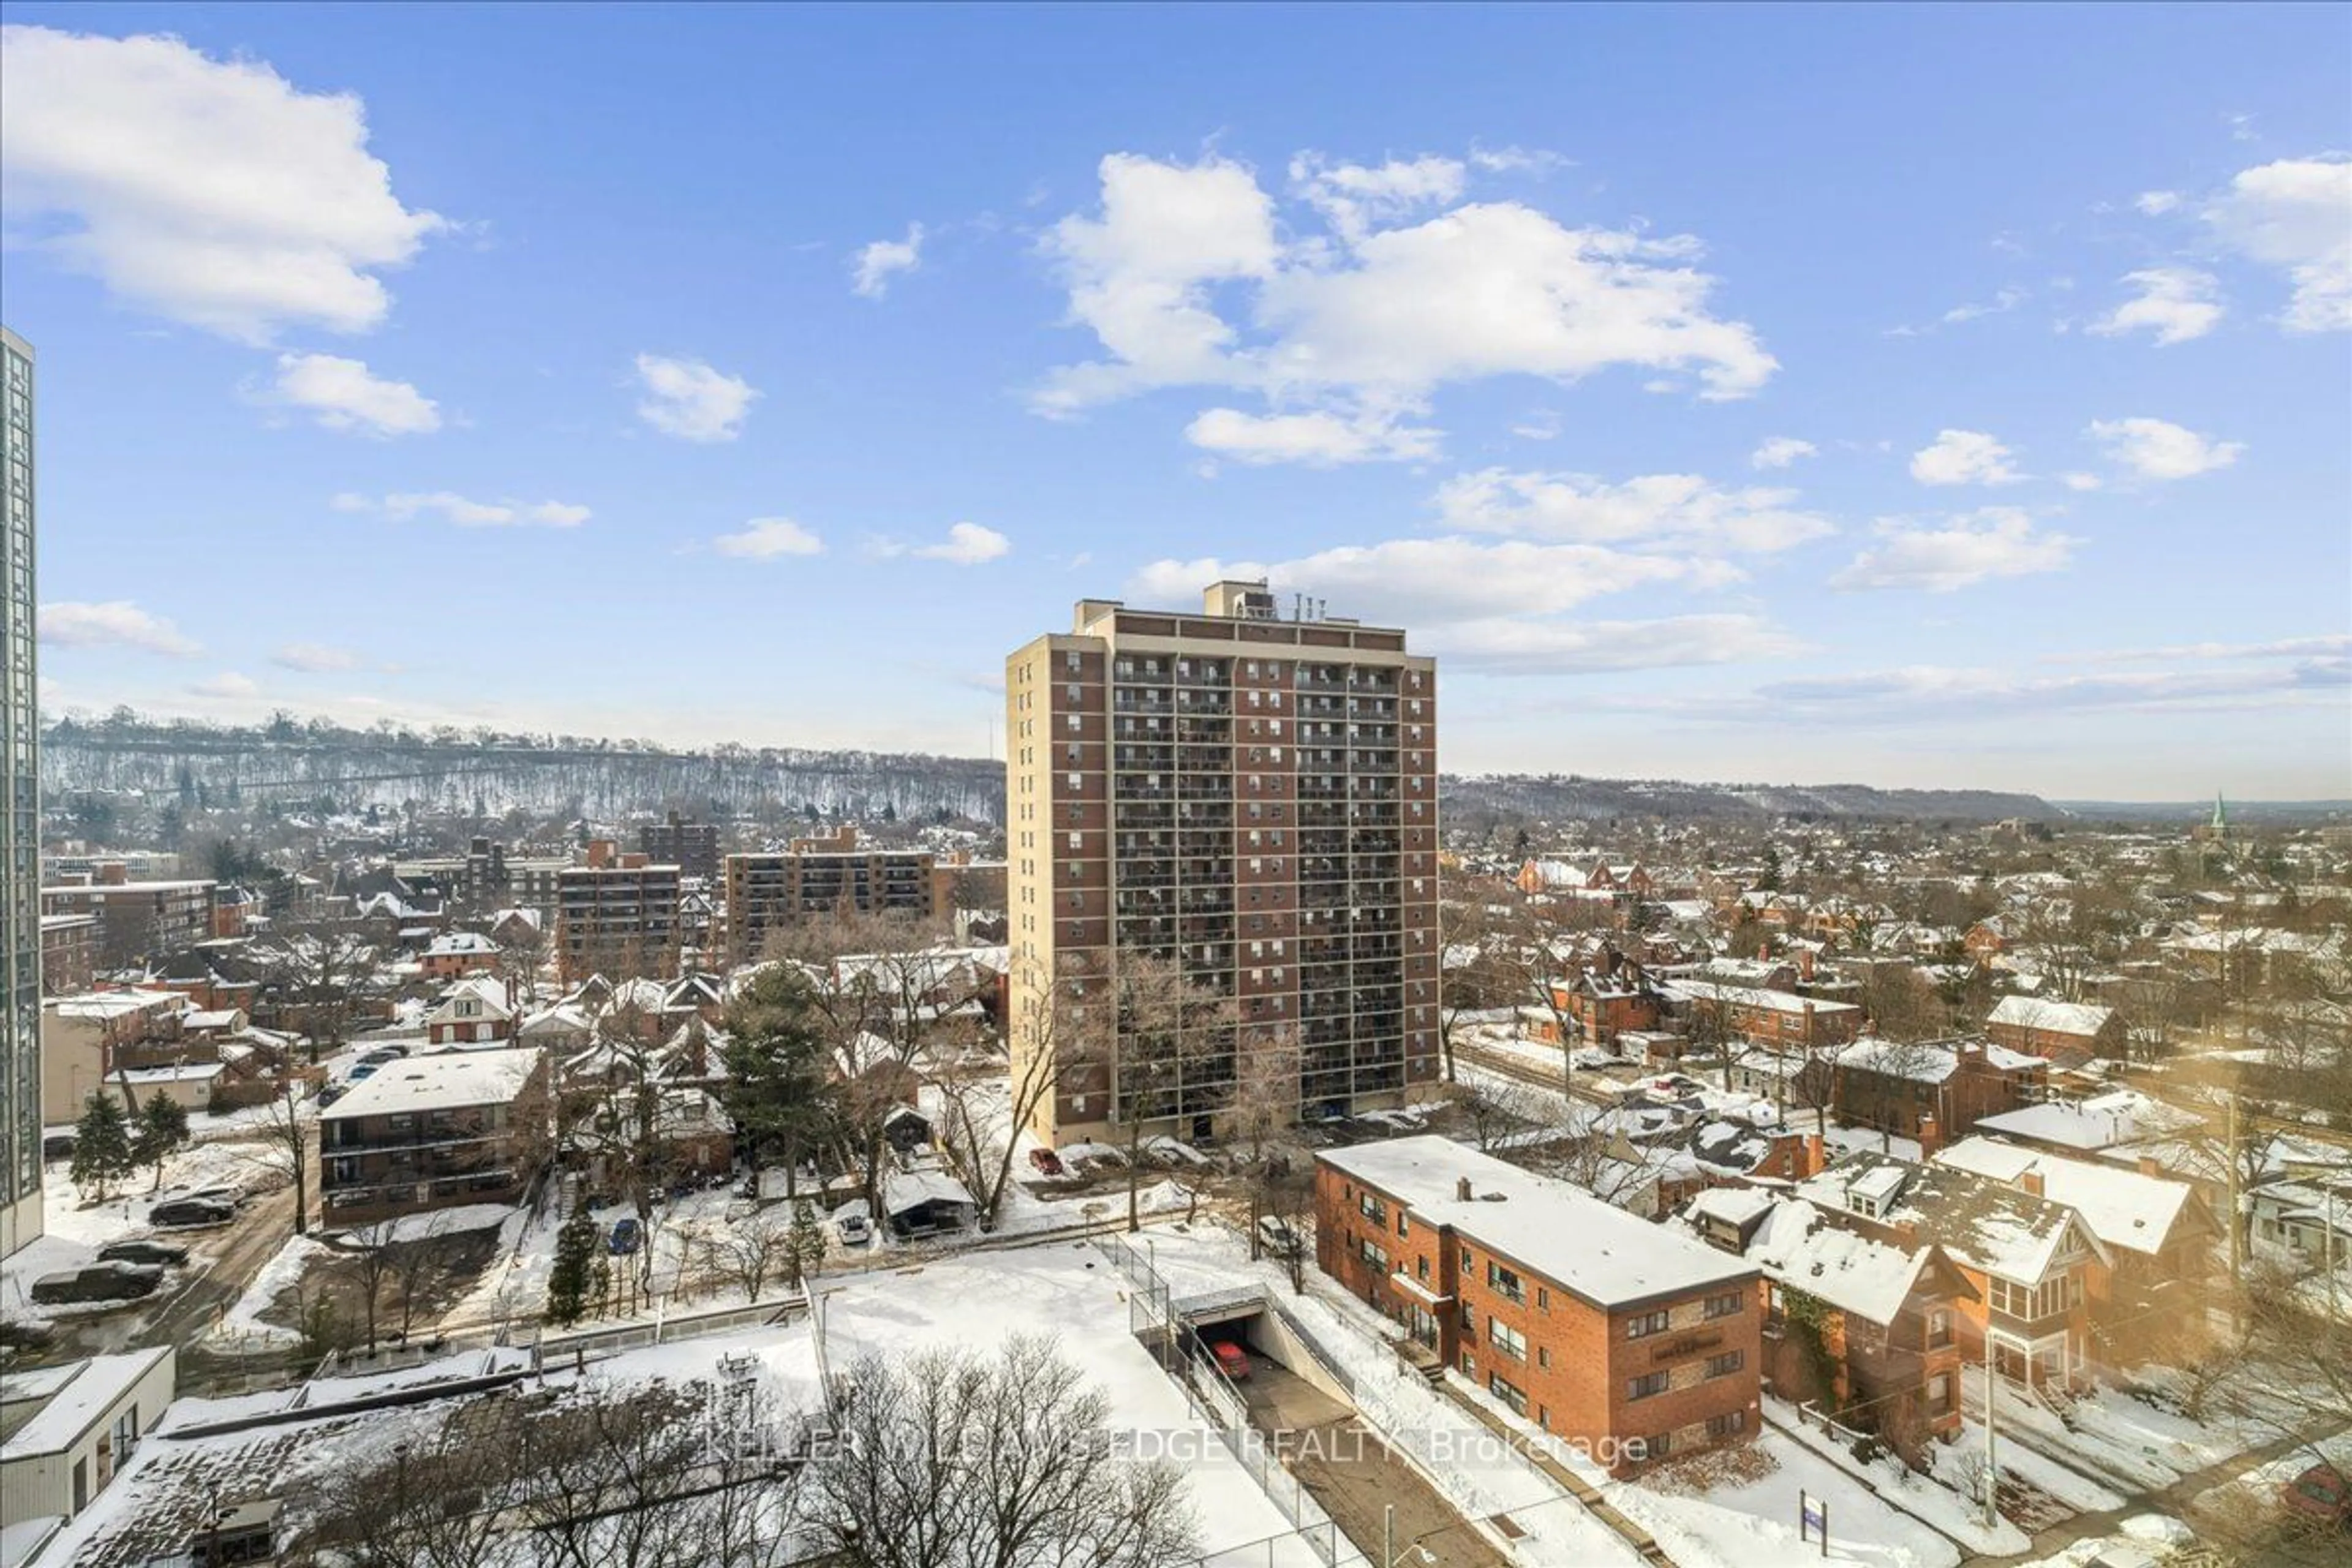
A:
1177,1295,1510,1568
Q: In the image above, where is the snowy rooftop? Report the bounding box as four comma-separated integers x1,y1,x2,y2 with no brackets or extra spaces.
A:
0,1348,172,1461
1932,1137,2203,1257
1687,1197,1954,1326
1320,1134,1754,1309
1989,995,2115,1037
1660,978,1859,1016
46,989,184,1022
1793,1151,2105,1284
320,1046,541,1120
1975,1090,2198,1152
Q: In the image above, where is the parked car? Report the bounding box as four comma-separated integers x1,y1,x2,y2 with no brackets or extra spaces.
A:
2282,1463,2350,1529
315,1083,349,1108
607,1218,643,1255
30,1262,165,1305
1209,1340,1251,1380
1255,1216,1302,1259
348,1063,379,1082
835,1213,873,1246
150,1197,237,1229
1028,1147,1066,1177
356,1046,409,1066
98,1238,191,1267
41,1133,75,1162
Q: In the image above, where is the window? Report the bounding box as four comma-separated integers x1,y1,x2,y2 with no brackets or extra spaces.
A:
1488,1371,1529,1416
1703,1290,1746,1320
1460,1247,1475,1274
1358,1237,1389,1270
1627,1371,1669,1401
1705,1410,1746,1442
1537,1346,1551,1368
1705,1350,1745,1379
1396,1212,1409,1237
1489,1321,1527,1361
1416,1255,1430,1282
1626,1310,1671,1340
1926,1308,1952,1348
1536,1286,1550,1311
1487,1261,1525,1304
1359,1193,1388,1224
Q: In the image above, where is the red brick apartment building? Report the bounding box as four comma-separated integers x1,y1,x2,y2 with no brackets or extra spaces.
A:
1317,1135,1762,1474
318,1047,549,1224
555,841,681,984
1661,978,1863,1052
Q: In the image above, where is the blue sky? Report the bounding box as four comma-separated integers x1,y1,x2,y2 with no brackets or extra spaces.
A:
3,2,2346,798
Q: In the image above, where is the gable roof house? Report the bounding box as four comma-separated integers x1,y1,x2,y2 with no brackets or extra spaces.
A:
1932,1136,2220,1363
1680,1191,1977,1447
1795,1150,2109,1392
1985,995,2124,1067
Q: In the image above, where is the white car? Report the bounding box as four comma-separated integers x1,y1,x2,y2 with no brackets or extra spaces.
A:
835,1213,873,1246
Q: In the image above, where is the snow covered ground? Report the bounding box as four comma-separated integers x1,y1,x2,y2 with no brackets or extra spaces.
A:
209,1233,330,1349
818,1240,1336,1566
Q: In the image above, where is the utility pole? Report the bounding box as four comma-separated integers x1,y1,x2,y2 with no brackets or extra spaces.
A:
2226,1093,2243,1288
1981,1340,1999,1531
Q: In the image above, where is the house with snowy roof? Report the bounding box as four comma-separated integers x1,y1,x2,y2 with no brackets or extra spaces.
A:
1795,1150,2109,1392
1679,1190,1976,1445
1933,1136,2220,1362
318,1046,550,1223
1831,1036,2045,1148
424,976,516,1046
1985,994,2124,1065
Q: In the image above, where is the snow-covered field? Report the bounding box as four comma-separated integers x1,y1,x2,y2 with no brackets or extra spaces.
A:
209,1233,330,1349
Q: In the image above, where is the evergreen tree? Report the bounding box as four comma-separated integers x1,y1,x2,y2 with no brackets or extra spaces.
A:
784,1200,828,1289
135,1095,191,1191
718,965,837,1195
545,1202,601,1327
70,1095,137,1201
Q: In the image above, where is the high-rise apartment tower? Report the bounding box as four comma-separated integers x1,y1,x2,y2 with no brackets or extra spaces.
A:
1005,581,1438,1147
1,326,41,1257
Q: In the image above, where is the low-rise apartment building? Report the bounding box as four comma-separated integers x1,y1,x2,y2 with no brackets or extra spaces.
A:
1660,978,1863,1052
318,1047,549,1223
1833,1036,2046,1145
1316,1135,1761,1474
40,874,216,965
0,1347,176,1529
1984,995,2125,1065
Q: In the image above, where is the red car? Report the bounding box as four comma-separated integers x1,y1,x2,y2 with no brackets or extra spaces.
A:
1210,1340,1250,1380
2282,1463,2349,1529
1028,1147,1066,1177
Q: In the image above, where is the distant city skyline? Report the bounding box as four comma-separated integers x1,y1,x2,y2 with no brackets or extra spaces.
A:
2,6,2346,800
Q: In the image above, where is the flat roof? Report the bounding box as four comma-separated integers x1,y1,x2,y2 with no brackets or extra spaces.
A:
0,1348,172,1461
321,1046,541,1120
1321,1134,1754,1310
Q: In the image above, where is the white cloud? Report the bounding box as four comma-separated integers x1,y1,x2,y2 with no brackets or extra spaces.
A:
0,24,442,341
187,671,258,699
272,642,363,672
1434,469,1833,553
1416,614,1803,673
1133,537,1741,630
342,492,590,527
40,600,200,656
633,354,759,442
911,522,1011,565
1185,406,1441,466
1909,429,2022,486
2135,190,2182,216
1467,144,1569,176
2058,472,2104,492
1034,151,1774,451
1749,652,2346,724
2204,155,2352,332
1289,153,1465,239
266,352,440,435
1940,286,2027,325
2078,633,2349,665
1750,436,1817,470
851,223,924,298
1831,508,2077,592
712,518,824,559
2089,267,2223,345
2086,416,2244,481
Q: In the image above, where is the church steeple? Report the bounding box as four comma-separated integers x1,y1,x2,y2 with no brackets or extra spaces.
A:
2211,791,2228,839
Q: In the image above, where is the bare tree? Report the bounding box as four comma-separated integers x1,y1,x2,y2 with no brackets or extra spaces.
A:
325,1218,402,1354
929,952,1084,1229
243,1076,314,1235
258,921,375,1061
1099,950,1233,1233
390,1213,456,1343
808,1335,1199,1568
